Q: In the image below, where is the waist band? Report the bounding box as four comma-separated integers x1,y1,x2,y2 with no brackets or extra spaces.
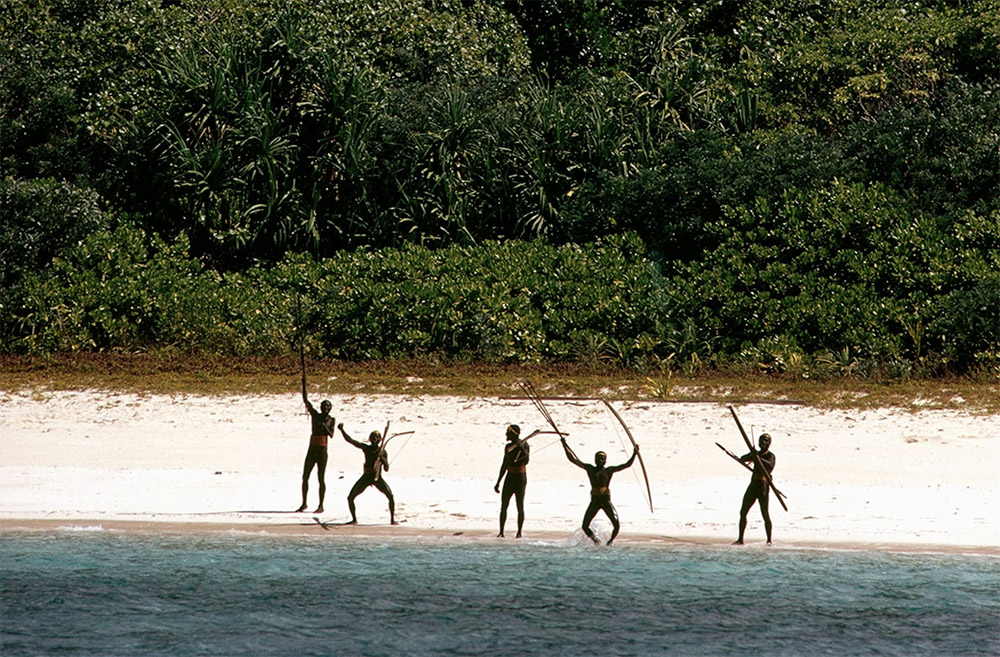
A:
591,486,609,497
310,435,329,447
508,465,527,474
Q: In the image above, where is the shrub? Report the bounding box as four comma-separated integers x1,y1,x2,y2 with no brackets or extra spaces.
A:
0,178,108,289
930,276,1000,374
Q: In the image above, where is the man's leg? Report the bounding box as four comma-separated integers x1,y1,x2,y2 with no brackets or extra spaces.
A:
759,488,772,545
297,450,317,512
513,479,526,538
498,485,513,537
346,474,371,524
734,483,757,544
314,449,328,514
374,478,396,525
582,500,601,544
603,501,621,546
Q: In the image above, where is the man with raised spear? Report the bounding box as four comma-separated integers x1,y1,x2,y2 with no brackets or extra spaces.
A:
297,355,334,514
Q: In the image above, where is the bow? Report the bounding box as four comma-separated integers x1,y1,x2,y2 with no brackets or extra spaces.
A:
384,430,415,464
602,399,654,513
728,406,788,511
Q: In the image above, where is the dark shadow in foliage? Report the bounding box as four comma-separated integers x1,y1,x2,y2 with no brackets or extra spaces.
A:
557,129,849,263
0,178,109,289
503,0,658,80
842,81,1000,219
930,277,1000,374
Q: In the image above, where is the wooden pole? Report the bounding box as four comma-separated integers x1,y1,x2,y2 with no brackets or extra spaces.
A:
296,295,306,391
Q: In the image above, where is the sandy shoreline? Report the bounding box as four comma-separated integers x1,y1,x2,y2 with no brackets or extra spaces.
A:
2,389,998,556
3,518,998,557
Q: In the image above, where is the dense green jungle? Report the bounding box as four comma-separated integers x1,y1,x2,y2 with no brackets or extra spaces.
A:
1,0,998,385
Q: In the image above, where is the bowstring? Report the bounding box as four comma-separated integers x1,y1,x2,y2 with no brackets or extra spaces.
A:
388,433,414,466
534,437,563,453
603,401,651,513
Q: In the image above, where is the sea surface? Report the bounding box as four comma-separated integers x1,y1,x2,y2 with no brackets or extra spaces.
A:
1,528,997,656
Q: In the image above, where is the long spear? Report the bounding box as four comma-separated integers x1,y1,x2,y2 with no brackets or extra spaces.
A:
296,295,307,393
728,405,788,511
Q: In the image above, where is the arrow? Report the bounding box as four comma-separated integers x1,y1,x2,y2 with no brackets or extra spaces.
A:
716,442,754,473
521,430,565,441
518,381,575,458
373,419,390,481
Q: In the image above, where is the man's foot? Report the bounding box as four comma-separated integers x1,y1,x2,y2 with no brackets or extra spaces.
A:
515,532,522,538
766,541,773,547
295,504,307,513
313,506,324,514
497,532,505,538
346,519,358,525
391,520,399,526
732,539,744,545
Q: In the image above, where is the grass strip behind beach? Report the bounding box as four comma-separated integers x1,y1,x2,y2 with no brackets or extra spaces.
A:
1,353,996,413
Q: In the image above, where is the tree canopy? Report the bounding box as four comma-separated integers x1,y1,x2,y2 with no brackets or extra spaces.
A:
2,0,998,376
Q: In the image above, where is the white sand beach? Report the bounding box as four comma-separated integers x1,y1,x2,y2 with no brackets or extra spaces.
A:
2,388,998,554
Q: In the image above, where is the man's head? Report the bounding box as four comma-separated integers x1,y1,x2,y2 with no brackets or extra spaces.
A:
758,433,772,451
369,430,382,445
595,451,607,467
506,424,520,442
320,400,332,414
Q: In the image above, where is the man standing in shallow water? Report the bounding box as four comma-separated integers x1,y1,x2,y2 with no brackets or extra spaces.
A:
734,433,776,546
561,436,638,545
297,379,334,514
494,424,538,538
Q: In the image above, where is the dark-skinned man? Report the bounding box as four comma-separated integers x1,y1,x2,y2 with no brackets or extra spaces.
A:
494,424,544,538
734,433,776,546
339,423,397,526
296,380,334,514
561,437,638,546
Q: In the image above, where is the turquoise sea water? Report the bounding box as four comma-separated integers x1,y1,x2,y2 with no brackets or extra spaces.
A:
1,530,998,656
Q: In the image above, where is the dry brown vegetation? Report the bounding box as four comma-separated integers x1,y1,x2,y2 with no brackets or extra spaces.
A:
1,354,996,413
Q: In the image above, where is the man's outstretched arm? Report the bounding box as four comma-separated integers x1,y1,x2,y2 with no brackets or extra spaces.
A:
609,445,638,472
339,423,365,449
561,438,586,469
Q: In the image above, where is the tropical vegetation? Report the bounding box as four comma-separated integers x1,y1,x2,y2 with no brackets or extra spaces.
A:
2,0,998,380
